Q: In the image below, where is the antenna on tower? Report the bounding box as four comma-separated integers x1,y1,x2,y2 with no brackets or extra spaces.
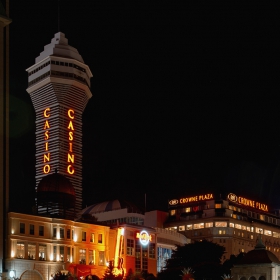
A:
58,0,60,32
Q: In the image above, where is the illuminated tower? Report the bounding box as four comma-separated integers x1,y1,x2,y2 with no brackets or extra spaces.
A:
26,32,92,214
0,0,11,273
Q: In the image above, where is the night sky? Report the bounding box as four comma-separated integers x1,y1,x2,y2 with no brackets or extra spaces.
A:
8,1,280,213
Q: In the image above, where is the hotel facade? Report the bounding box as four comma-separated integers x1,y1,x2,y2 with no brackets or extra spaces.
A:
164,192,280,261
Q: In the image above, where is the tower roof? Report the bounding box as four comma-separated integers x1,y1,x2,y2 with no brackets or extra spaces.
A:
37,172,76,208
236,235,280,265
35,32,84,63
80,199,143,215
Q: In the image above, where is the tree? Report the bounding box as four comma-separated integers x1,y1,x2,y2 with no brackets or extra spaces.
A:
157,240,226,280
103,261,123,280
222,252,245,275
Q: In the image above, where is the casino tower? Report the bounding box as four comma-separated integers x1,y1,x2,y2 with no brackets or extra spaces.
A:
26,32,92,214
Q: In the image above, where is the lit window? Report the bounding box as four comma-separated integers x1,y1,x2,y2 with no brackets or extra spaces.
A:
39,244,46,260
264,230,272,236
99,251,105,266
193,223,204,229
246,227,250,232
127,239,134,256
28,243,36,260
90,233,95,243
232,214,237,219
235,224,241,229
186,225,193,230
179,226,185,231
205,222,213,228
170,210,176,216
17,242,25,258
241,225,246,230
218,230,226,234
60,246,64,261
255,227,263,234
79,249,86,264
215,222,227,227
250,235,254,239
259,215,265,221
229,223,234,228
89,250,95,264
185,207,191,213
215,204,222,208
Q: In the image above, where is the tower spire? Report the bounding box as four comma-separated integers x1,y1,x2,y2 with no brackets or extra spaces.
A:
58,0,60,32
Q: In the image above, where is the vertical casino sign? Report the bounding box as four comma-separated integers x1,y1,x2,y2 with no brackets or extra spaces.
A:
67,109,75,175
43,108,51,174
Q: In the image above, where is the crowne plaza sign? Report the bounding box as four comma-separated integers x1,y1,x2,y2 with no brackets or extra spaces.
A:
227,193,268,212
169,193,213,206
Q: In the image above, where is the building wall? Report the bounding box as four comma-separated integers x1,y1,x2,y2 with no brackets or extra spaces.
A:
6,212,110,279
231,264,278,280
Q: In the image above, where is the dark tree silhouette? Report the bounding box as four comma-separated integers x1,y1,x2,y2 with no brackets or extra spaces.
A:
222,252,246,275
157,240,226,280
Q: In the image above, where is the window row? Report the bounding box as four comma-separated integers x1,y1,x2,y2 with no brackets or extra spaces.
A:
28,70,89,87
106,217,144,226
126,239,156,259
28,60,86,77
178,222,280,237
19,223,44,236
15,242,105,265
28,61,50,76
19,223,103,243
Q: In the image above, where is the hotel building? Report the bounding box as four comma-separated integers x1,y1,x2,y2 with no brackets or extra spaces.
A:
164,192,280,261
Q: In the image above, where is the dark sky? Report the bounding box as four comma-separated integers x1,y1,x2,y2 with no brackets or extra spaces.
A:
8,1,280,213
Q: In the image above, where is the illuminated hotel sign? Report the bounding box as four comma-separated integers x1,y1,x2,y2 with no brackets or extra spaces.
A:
169,193,214,206
67,109,75,175
43,108,51,174
136,230,152,246
227,193,268,212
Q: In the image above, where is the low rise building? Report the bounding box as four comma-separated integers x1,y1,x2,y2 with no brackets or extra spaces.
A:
6,212,110,279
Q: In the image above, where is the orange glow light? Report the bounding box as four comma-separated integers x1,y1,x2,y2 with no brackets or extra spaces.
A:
44,120,50,129
43,107,50,118
67,109,75,175
67,153,74,163
43,164,51,174
68,109,74,119
67,165,74,175
68,120,74,130
44,153,50,162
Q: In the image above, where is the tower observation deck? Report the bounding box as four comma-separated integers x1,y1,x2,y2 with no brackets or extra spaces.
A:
26,32,93,213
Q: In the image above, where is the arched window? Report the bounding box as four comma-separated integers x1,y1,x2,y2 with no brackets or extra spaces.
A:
240,277,246,280
259,276,266,280
249,277,257,280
